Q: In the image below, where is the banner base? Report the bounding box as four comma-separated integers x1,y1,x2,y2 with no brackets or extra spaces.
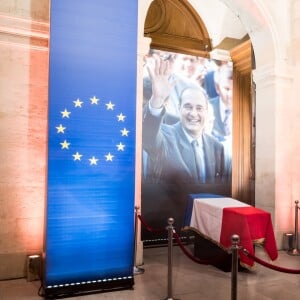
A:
43,277,134,299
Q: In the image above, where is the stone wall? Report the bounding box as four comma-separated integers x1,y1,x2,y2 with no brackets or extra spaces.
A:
0,0,49,279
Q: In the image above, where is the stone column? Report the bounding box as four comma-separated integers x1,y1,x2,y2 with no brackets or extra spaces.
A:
254,62,294,249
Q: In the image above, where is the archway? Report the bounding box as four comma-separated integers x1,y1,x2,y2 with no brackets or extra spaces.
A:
136,0,284,252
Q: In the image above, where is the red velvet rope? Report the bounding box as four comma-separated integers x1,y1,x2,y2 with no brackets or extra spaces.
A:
173,232,229,265
137,213,300,273
241,248,300,274
137,214,166,234
138,214,230,265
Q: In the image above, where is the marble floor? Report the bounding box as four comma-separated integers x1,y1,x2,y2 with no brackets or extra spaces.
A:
1,245,300,300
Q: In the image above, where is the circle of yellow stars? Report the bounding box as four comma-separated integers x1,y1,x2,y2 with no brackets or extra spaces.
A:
55,96,129,166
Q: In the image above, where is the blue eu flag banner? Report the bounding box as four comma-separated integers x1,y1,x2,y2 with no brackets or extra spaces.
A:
45,0,137,296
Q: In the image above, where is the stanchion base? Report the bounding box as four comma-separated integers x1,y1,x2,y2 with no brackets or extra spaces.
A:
133,266,145,275
287,248,300,256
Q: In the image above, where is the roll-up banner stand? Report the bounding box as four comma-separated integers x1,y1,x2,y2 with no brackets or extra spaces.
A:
44,1,138,297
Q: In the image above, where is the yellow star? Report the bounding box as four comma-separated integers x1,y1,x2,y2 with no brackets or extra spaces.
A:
117,113,126,121
106,101,115,110
73,152,82,161
116,142,125,151
90,96,99,105
105,152,114,161
73,98,83,107
61,109,71,118
56,124,66,133
60,140,70,149
89,156,99,165
121,128,129,136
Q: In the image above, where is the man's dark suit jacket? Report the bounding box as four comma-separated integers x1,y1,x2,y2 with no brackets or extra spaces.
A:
203,70,218,98
142,105,226,184
210,96,229,142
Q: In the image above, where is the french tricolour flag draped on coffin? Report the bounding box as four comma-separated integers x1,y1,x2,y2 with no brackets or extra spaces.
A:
45,0,138,297
184,194,278,269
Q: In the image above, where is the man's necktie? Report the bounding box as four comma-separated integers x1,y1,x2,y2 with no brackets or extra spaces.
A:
223,109,232,136
191,140,205,183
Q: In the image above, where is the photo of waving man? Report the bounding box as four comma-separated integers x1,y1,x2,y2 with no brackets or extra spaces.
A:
142,54,228,184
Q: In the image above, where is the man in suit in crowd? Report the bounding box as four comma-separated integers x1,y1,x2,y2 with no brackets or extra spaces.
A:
142,54,227,184
208,64,233,177
209,64,233,142
203,59,228,99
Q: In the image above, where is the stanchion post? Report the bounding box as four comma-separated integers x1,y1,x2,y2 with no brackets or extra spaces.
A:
165,218,179,300
231,234,240,300
288,200,300,256
133,206,145,275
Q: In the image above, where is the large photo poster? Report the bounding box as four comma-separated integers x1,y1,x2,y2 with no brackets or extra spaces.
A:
141,49,233,244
